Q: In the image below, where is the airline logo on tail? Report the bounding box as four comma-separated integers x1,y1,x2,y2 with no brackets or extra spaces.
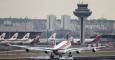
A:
48,33,56,41
90,34,102,43
0,33,6,40
9,33,18,40
30,35,40,45
22,33,30,40
48,33,57,47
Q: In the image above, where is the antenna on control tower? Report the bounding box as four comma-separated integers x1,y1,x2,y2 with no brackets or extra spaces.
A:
79,0,83,4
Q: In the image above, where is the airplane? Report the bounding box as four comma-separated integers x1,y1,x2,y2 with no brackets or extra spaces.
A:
1,34,39,44
0,33,29,42
8,33,104,59
71,34,102,44
0,33,6,41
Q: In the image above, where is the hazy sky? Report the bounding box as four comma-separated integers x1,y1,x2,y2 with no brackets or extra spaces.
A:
0,0,115,19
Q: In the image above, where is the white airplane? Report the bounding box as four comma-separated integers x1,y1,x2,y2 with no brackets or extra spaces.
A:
0,33,6,41
8,33,104,59
1,34,39,44
71,34,102,44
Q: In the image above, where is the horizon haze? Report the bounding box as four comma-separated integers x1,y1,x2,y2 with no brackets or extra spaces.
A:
0,0,115,20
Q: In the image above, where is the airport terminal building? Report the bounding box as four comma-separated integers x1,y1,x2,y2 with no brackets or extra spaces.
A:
0,15,115,38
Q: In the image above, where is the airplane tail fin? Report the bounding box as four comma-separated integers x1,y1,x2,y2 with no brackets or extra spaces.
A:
48,33,56,40
22,33,30,40
0,33,6,40
30,35,40,45
90,34,102,43
48,33,56,47
9,33,18,40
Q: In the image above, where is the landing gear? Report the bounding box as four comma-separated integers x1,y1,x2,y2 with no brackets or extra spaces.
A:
50,53,54,59
68,52,72,57
25,49,29,52
59,54,62,57
92,48,96,52
44,51,48,54
76,51,80,54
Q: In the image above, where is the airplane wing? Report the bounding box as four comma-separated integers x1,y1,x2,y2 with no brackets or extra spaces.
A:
8,44,54,52
70,47,93,51
65,46,105,53
65,47,91,53
8,43,105,54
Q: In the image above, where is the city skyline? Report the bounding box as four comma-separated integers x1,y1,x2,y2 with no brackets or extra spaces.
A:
0,0,115,19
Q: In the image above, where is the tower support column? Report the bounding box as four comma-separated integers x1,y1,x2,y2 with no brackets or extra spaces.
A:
80,17,85,44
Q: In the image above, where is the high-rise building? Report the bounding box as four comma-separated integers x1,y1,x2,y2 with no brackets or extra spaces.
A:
0,18,115,35
0,20,34,32
47,15,57,31
61,15,71,30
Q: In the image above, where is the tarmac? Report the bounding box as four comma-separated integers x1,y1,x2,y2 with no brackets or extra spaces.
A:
0,56,115,60
0,46,115,60
0,51,115,60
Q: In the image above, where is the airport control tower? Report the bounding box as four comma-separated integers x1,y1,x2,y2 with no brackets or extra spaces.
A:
73,2,92,44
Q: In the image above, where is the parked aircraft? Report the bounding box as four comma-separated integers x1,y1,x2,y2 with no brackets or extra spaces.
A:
0,33,6,41
1,34,39,44
0,33,18,43
72,34,102,44
8,33,104,59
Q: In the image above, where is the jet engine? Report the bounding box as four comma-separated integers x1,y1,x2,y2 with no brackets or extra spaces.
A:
44,51,48,53
25,49,30,52
92,48,96,52
76,50,81,54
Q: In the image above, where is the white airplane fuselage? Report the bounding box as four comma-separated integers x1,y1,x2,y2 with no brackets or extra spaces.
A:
73,39,95,43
